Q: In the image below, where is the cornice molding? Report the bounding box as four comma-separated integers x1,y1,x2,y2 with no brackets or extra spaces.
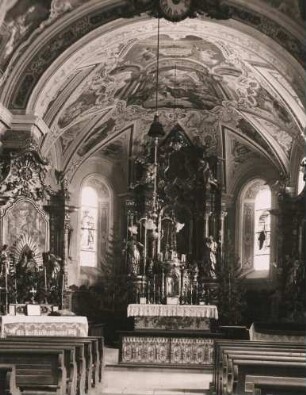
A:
11,114,50,141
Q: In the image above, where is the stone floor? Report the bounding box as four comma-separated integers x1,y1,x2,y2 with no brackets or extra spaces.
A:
92,347,212,395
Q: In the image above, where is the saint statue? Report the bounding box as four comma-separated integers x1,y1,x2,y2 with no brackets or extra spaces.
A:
126,237,143,276
0,244,9,278
18,248,38,275
205,235,218,277
42,252,62,284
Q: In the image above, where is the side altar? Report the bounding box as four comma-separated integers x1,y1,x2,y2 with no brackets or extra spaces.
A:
0,315,88,338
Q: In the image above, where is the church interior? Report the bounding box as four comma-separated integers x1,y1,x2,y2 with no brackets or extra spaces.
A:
0,1,305,394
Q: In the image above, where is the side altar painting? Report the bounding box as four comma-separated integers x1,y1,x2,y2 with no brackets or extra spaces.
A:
124,125,223,305
0,142,72,314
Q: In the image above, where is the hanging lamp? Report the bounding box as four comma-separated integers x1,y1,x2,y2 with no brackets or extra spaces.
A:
148,16,165,138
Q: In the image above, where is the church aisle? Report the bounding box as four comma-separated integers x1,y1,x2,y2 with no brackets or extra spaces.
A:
93,347,211,395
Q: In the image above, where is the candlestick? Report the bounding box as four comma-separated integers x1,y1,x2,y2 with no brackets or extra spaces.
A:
153,275,156,304
44,267,47,292
5,262,8,314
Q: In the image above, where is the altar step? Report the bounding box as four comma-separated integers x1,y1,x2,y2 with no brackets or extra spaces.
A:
107,363,212,372
99,347,211,395
101,367,211,395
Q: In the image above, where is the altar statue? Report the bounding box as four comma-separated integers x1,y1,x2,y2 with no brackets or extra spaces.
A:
205,235,218,277
125,236,143,276
18,248,38,275
42,252,62,284
0,244,9,278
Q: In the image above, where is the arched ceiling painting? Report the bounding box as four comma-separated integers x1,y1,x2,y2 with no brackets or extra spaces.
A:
0,0,305,188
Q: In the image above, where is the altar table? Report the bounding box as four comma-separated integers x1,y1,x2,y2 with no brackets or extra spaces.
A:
122,304,219,367
127,304,218,319
0,315,88,337
128,304,218,331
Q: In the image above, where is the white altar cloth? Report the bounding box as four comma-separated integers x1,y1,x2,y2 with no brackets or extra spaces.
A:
0,315,88,337
127,304,218,320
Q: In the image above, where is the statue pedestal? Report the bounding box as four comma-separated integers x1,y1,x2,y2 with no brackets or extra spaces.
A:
131,275,147,303
166,296,179,305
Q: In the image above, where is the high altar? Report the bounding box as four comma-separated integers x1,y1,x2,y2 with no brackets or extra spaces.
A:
120,124,224,367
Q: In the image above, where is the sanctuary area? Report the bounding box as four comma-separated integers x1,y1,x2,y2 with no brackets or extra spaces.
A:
0,1,305,394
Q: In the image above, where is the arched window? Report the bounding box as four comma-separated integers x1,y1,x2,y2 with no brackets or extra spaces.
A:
80,177,111,267
297,159,305,195
253,188,271,271
80,186,98,267
239,180,272,273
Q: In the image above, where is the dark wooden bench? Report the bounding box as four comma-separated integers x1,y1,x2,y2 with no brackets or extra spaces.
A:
0,348,66,394
8,335,104,392
246,375,306,395
213,339,306,392
0,340,77,395
0,364,21,395
212,340,306,395
231,359,306,395
224,349,305,394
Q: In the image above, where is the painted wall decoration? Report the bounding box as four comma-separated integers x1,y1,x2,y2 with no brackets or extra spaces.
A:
230,138,261,175
0,0,52,69
126,65,224,110
59,119,90,155
254,86,293,127
77,118,116,157
263,0,304,21
2,198,48,254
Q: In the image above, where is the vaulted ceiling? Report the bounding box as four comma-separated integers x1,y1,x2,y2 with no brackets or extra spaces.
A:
0,0,305,191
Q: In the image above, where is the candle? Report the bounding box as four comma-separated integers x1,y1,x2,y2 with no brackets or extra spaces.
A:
44,266,47,292
181,254,186,263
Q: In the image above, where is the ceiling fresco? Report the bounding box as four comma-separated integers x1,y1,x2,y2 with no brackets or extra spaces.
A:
262,0,305,21
29,16,301,181
0,3,304,186
0,0,91,71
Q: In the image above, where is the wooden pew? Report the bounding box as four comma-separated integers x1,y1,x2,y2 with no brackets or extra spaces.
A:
245,375,306,395
224,349,305,394
213,340,306,395
231,359,306,395
0,348,66,394
8,336,104,391
0,340,77,395
213,339,305,392
0,364,21,395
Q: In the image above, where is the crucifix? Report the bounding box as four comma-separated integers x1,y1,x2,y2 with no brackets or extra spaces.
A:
29,287,37,304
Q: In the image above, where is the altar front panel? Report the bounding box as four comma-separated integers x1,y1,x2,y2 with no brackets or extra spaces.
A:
0,316,88,337
119,331,224,368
